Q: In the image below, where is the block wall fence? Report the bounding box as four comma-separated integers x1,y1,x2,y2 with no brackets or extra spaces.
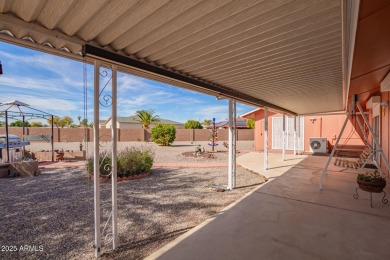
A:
0,128,254,142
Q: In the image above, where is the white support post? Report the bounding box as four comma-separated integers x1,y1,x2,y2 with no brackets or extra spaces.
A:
93,60,101,257
282,114,286,161
356,101,390,174
297,116,301,154
111,65,118,249
264,107,268,170
293,116,297,155
320,99,355,189
228,99,233,190
232,100,237,188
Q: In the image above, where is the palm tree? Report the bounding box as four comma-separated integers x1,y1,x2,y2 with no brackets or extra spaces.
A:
134,109,160,129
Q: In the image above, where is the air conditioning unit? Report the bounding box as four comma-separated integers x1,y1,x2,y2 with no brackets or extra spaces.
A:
309,137,327,153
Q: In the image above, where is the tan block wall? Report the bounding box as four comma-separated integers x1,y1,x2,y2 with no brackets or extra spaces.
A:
175,129,193,141
194,129,212,141
119,129,145,141
236,129,254,141
0,127,253,143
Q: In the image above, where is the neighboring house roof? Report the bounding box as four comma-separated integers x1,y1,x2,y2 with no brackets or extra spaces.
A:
102,116,183,125
209,118,249,129
241,107,282,118
240,108,262,118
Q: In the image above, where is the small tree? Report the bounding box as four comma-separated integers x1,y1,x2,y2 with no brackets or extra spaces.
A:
202,119,212,128
47,117,60,128
151,124,176,146
246,118,255,129
30,121,43,127
60,116,73,128
184,120,203,129
10,120,30,127
80,119,88,127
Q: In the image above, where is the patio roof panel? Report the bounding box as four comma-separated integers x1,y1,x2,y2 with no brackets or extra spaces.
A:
0,0,345,115
152,0,339,66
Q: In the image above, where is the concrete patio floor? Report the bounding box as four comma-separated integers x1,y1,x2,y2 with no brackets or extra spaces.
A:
147,153,390,259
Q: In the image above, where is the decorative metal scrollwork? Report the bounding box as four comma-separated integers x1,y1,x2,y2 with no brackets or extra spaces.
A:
101,203,113,247
99,68,113,107
98,135,113,178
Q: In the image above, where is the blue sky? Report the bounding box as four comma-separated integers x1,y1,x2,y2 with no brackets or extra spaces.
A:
0,42,255,124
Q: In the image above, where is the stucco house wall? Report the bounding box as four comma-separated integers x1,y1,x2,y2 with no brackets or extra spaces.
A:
380,91,390,174
243,109,365,153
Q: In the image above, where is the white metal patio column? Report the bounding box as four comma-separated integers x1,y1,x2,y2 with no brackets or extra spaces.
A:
232,100,237,188
282,114,286,161
297,116,301,154
228,99,233,190
264,107,268,170
93,60,101,257
293,116,297,155
111,65,118,249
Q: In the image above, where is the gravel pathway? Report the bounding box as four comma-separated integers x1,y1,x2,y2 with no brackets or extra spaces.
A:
0,144,264,260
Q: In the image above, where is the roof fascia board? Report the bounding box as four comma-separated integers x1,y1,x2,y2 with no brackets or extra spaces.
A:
0,13,84,47
0,33,82,61
342,0,360,110
82,44,296,116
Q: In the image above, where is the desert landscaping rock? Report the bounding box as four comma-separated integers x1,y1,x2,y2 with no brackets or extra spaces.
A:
0,143,264,260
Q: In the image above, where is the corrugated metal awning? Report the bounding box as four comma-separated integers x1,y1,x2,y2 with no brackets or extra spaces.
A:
0,0,346,115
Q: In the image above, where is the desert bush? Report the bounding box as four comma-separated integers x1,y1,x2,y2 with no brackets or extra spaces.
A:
87,146,154,178
151,123,176,146
118,147,154,177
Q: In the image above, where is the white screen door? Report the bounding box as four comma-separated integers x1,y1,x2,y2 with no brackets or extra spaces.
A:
272,117,304,150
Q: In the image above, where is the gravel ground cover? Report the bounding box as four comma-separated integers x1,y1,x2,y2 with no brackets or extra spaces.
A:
0,143,264,260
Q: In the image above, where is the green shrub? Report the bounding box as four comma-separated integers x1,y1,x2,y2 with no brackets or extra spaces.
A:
184,120,203,129
87,146,154,178
151,123,176,146
118,147,154,177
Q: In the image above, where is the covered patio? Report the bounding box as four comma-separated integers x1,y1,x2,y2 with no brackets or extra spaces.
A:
147,154,390,259
1,0,389,258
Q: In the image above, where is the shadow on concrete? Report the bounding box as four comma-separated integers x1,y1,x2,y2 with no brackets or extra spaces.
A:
146,156,390,260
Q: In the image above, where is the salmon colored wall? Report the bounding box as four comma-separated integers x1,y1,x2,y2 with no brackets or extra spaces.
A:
381,92,390,175
304,115,365,151
244,110,276,151
244,110,364,153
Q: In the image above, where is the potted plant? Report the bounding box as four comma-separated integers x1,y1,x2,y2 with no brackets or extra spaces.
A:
357,170,386,193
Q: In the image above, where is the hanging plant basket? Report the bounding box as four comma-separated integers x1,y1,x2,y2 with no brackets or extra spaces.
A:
357,179,386,193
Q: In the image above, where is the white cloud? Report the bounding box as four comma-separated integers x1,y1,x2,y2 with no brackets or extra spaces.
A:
0,75,75,95
194,105,229,121
0,49,86,89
